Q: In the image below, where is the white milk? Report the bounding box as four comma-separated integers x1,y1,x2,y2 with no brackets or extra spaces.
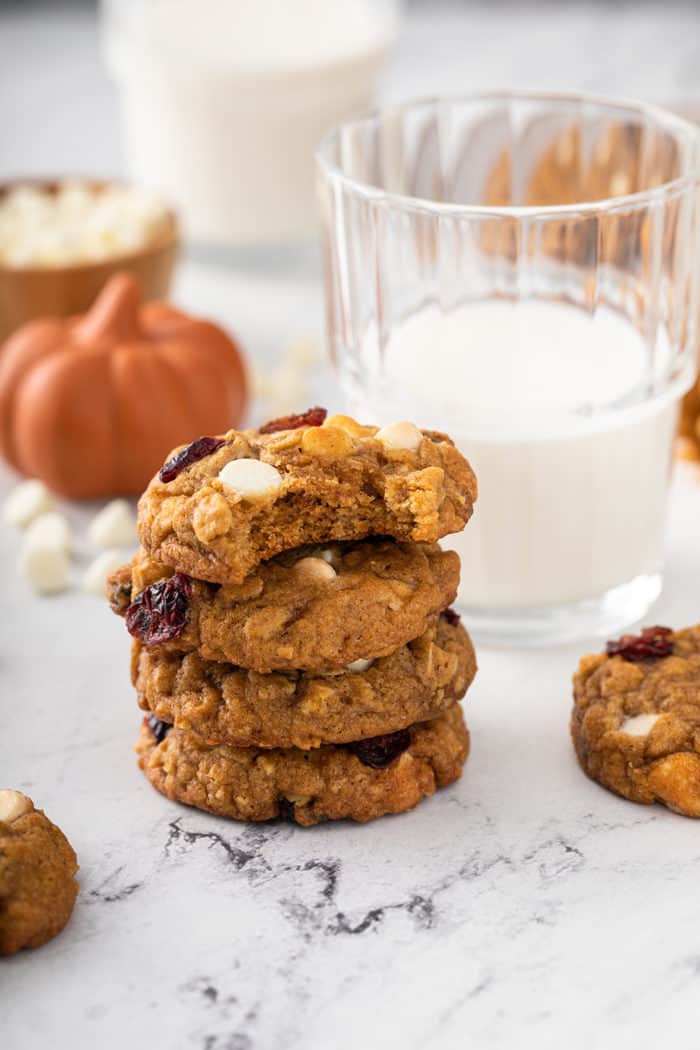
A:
354,301,686,610
104,0,396,245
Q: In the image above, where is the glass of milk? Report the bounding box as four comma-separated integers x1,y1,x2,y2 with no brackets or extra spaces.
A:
317,93,700,645
101,0,398,250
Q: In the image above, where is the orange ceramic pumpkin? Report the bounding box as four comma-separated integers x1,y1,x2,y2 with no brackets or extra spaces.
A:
0,273,248,498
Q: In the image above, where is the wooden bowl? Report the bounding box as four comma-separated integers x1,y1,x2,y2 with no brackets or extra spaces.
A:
0,179,179,342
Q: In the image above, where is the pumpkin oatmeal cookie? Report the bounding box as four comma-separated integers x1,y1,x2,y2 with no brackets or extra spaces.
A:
109,539,460,672
571,625,700,816
0,790,78,955
132,615,475,749
136,410,477,584
136,703,470,826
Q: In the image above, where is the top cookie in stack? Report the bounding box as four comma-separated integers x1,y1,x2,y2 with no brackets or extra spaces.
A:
111,408,478,826
137,409,476,583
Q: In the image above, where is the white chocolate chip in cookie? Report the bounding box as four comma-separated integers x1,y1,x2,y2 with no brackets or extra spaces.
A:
0,789,32,823
218,459,282,498
3,479,53,529
620,713,660,737
346,658,374,673
88,499,137,548
295,556,337,582
375,421,423,452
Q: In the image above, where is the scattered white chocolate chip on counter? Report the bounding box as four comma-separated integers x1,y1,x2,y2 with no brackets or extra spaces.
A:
88,498,138,548
0,789,32,823
295,556,337,582
218,459,282,497
24,512,70,553
3,479,53,529
346,658,374,673
19,512,71,594
375,421,423,452
82,549,127,596
619,713,661,737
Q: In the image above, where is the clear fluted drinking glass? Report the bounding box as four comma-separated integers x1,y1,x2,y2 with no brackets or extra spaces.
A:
316,92,700,646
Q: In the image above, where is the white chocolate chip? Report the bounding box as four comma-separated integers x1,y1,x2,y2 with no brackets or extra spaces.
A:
0,789,32,823
82,549,126,596
218,459,282,498
20,512,71,594
319,549,335,564
619,713,660,737
345,658,374,673
88,499,137,548
375,421,423,452
24,512,70,552
3,479,53,529
295,556,337,582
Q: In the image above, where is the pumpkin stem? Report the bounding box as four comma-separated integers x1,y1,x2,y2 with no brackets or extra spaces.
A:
75,273,143,343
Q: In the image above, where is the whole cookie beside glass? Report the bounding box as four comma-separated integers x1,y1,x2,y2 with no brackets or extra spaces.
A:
571,625,700,817
136,409,477,584
0,790,78,955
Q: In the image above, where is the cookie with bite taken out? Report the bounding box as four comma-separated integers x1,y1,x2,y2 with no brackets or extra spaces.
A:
136,408,477,585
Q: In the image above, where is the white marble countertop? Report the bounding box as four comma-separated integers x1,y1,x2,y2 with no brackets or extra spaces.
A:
3,257,700,1050
4,3,700,1048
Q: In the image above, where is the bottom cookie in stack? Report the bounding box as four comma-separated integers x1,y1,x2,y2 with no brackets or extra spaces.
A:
136,704,470,827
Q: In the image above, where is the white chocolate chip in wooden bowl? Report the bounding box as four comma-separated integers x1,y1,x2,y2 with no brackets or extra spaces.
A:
218,459,282,498
82,549,126,596
375,421,423,452
619,713,661,737
345,658,374,673
0,789,32,823
3,479,53,529
295,556,337,582
88,499,137,548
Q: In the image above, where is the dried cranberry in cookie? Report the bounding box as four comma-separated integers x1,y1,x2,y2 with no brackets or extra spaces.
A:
126,573,192,645
160,437,227,483
259,406,327,434
606,626,673,662
348,728,412,769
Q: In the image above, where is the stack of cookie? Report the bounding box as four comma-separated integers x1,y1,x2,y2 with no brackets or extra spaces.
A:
108,409,478,826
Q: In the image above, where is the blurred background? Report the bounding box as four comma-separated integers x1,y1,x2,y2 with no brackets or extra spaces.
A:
1,0,700,511
3,0,699,190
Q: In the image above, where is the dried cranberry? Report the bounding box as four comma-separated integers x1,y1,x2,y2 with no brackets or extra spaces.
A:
276,798,297,822
441,607,461,627
348,728,411,769
159,437,227,483
126,573,193,645
145,713,172,744
606,625,673,662
259,407,327,434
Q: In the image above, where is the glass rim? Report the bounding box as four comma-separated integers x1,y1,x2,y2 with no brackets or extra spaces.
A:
315,89,700,219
